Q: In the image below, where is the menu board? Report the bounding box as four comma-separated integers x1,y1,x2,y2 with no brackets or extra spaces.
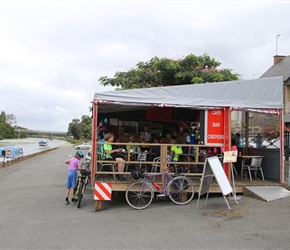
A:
223,151,238,163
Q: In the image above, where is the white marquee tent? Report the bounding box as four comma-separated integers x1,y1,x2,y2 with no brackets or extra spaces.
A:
91,76,284,184
93,76,283,113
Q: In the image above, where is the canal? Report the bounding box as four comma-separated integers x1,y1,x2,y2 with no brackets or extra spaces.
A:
0,138,67,156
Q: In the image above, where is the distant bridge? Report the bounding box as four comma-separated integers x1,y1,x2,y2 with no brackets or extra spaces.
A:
15,129,67,137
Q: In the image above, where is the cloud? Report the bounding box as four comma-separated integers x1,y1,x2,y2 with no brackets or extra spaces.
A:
0,1,290,131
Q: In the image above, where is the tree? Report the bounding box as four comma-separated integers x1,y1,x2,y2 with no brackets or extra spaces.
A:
67,115,92,140
99,53,240,89
80,115,92,139
6,114,17,126
0,111,17,139
68,118,82,140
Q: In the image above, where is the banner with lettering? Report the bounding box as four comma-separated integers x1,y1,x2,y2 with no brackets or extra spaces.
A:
206,109,224,144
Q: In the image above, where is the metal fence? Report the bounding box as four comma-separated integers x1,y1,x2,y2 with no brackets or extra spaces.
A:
238,132,290,160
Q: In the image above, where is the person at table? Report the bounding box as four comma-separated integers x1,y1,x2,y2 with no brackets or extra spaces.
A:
140,125,152,143
140,138,151,152
126,134,139,161
160,134,168,144
103,133,126,180
182,129,195,172
168,138,183,172
193,127,200,144
148,136,161,161
170,138,183,162
126,134,139,152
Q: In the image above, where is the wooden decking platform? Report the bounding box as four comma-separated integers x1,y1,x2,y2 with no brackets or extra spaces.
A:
94,171,280,194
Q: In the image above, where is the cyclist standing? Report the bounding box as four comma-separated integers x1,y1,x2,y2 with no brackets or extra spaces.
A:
64,151,83,205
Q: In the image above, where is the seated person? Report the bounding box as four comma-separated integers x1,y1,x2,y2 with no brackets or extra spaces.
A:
103,133,126,180
139,138,151,152
126,134,139,161
149,136,161,161
169,138,183,172
126,135,139,153
183,129,195,155
140,125,152,143
160,134,168,144
98,137,106,159
170,138,183,162
182,129,195,173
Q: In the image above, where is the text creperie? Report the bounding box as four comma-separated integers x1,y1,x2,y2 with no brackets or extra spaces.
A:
207,134,224,139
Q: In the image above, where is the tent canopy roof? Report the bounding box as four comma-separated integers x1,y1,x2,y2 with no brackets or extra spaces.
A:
93,77,283,113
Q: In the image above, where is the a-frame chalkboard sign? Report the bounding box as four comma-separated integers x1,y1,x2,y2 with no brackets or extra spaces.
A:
196,156,238,210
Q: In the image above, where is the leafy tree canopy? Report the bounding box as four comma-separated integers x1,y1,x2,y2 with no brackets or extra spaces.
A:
0,111,17,140
99,53,240,89
67,115,92,140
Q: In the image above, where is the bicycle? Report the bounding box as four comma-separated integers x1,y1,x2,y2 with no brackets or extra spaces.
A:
125,169,195,210
82,158,91,184
74,169,91,208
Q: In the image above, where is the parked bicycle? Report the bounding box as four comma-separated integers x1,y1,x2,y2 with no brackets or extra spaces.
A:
125,169,195,210
82,157,91,184
74,169,91,208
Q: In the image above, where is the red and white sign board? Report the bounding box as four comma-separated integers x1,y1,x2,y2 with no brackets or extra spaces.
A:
205,109,224,145
94,182,112,201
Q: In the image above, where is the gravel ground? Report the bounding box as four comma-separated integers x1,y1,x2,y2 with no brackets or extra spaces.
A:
0,144,290,250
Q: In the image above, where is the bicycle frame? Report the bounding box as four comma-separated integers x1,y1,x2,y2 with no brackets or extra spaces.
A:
74,169,90,208
141,172,184,196
125,170,194,209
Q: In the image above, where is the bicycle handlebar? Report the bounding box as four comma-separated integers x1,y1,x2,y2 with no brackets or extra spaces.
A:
79,169,90,175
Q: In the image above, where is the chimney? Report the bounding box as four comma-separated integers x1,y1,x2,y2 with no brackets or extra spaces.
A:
274,55,286,64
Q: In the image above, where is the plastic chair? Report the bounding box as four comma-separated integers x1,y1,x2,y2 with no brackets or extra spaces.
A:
241,157,264,181
166,155,182,173
136,151,148,170
151,156,161,173
96,152,116,181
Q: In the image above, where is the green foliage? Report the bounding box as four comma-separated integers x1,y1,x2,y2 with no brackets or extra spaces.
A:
67,115,92,140
261,123,280,139
99,53,240,89
0,111,17,139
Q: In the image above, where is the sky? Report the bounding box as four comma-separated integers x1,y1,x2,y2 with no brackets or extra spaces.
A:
1,0,290,132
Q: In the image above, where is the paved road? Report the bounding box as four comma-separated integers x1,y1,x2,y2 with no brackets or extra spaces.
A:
1,144,290,249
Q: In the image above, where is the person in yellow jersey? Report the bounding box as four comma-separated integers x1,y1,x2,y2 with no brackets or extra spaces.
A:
168,138,183,172
170,138,183,162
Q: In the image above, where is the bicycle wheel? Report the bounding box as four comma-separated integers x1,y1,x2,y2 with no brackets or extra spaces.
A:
167,176,194,205
77,182,83,208
73,180,79,200
125,181,154,210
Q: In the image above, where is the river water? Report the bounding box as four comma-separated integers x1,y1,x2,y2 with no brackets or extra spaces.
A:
0,138,67,156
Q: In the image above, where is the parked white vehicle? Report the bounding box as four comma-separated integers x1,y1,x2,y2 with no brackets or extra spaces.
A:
86,149,92,160
75,142,91,150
